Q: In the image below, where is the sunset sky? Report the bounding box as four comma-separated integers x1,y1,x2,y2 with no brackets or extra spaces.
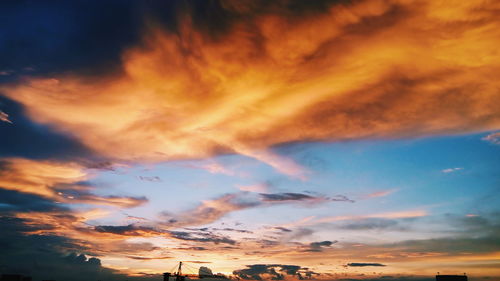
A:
1,1,499,281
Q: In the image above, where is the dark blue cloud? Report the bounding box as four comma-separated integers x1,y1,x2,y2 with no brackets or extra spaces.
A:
0,189,69,213
259,193,316,202
169,230,237,245
0,96,92,160
0,216,158,281
233,264,319,280
94,224,158,236
307,240,337,252
0,0,351,83
0,0,143,80
347,263,386,267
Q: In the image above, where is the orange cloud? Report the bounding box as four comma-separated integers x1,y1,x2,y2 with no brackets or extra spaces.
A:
0,158,147,208
160,193,260,228
0,158,87,197
1,0,500,178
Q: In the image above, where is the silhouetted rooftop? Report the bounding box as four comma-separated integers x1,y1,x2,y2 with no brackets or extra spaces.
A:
436,275,468,281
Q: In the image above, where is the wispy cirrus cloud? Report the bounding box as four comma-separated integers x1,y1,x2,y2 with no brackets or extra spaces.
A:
160,193,260,228
259,192,322,202
237,183,270,193
185,161,236,176
441,167,464,173
159,191,350,228
362,189,398,199
281,210,428,229
168,230,237,245
138,175,161,182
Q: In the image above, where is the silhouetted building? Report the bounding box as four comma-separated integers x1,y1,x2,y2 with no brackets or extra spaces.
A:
436,275,468,281
1,274,22,281
1,274,32,281
163,272,171,281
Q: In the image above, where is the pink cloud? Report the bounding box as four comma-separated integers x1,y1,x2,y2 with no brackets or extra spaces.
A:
362,189,398,199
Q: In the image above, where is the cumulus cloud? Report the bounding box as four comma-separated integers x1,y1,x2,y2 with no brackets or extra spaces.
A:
0,216,154,281
2,0,499,177
233,264,319,280
199,266,213,276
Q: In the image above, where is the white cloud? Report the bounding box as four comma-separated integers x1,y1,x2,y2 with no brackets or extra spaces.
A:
482,132,500,145
441,167,463,173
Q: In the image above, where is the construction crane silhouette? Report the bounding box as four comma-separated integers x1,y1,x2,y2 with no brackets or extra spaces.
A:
163,261,226,281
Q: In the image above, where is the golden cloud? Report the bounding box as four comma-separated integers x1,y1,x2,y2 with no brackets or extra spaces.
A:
0,158,87,197
0,158,147,208
2,0,500,177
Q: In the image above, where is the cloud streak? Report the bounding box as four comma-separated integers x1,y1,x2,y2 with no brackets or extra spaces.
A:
161,192,349,227
482,132,500,145
441,167,463,173
0,110,12,124
0,158,148,208
347,262,387,267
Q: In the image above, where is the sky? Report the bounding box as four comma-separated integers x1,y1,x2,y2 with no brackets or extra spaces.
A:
0,1,499,281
